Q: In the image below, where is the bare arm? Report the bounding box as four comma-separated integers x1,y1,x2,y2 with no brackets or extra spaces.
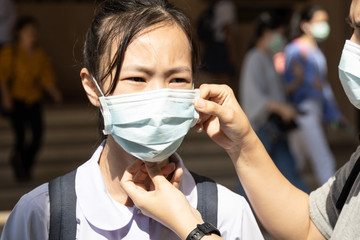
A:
193,84,325,240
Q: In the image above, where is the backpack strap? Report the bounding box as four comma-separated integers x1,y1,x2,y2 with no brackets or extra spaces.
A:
49,170,77,240
336,156,360,212
190,171,218,227
336,157,360,213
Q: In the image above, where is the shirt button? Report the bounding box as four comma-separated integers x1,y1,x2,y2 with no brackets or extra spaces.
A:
135,208,143,215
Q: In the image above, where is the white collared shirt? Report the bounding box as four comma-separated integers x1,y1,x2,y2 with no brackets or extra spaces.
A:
1,142,264,240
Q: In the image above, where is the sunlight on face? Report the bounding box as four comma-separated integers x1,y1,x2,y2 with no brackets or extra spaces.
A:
103,23,193,95
350,0,360,44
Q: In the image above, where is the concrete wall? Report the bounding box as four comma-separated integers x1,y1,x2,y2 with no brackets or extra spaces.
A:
16,0,358,142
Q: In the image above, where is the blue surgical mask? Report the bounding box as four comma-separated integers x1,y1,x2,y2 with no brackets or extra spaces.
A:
338,40,360,109
93,79,199,162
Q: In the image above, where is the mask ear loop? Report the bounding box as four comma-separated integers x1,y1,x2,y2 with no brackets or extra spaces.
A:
92,76,105,97
92,77,111,135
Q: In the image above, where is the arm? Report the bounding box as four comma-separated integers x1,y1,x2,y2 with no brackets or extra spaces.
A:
120,160,223,240
285,59,305,95
40,51,62,104
45,83,62,105
267,101,297,122
193,84,325,240
0,79,12,111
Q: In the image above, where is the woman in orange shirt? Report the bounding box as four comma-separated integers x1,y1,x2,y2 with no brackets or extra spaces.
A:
0,16,61,181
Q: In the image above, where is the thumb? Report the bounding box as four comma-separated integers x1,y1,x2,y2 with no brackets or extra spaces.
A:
120,168,146,201
145,162,168,189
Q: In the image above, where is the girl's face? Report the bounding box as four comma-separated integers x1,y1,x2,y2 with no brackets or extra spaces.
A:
103,23,193,95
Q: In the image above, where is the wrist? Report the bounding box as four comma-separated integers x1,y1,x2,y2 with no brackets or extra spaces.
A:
175,217,204,240
226,127,257,162
185,222,221,240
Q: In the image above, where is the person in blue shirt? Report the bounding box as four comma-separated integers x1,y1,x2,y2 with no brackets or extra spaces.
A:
284,5,345,185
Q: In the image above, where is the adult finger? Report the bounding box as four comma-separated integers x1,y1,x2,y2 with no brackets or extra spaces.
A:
170,167,183,189
133,163,148,187
127,159,145,175
194,84,237,125
160,162,176,177
145,162,169,189
120,167,146,201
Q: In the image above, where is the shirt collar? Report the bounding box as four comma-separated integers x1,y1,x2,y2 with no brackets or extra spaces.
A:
75,141,197,231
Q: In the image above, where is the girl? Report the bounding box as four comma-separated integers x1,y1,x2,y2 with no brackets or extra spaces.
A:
1,1,263,239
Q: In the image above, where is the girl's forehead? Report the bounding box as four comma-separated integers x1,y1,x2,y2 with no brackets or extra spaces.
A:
110,23,190,60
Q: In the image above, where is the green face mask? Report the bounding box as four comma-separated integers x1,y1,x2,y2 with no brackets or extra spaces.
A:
310,21,330,42
268,33,286,54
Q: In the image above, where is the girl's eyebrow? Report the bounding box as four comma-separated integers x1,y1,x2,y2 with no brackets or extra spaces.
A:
122,65,192,77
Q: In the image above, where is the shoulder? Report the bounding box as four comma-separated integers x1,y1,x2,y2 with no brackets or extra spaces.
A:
311,145,360,202
310,146,360,239
32,46,50,61
1,183,50,239
13,182,49,214
243,49,265,66
285,42,303,56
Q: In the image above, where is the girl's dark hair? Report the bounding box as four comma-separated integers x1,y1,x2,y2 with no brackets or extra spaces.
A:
288,5,326,41
83,0,200,96
13,15,38,41
247,11,285,50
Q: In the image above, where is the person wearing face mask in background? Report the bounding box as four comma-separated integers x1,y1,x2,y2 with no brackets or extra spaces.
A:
120,1,360,239
284,5,347,187
237,11,310,198
0,1,264,239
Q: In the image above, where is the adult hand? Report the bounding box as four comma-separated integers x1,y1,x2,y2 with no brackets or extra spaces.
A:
120,160,205,240
278,103,298,122
193,84,253,160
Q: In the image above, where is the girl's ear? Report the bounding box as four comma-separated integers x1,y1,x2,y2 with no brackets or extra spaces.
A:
80,68,101,107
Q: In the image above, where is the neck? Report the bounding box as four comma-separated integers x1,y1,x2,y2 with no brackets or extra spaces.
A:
299,34,317,47
99,136,171,206
99,136,137,206
255,40,270,55
20,42,34,55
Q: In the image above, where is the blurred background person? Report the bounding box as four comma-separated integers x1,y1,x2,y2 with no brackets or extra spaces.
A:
0,0,16,49
0,15,62,182
237,11,309,199
197,0,238,89
284,5,346,186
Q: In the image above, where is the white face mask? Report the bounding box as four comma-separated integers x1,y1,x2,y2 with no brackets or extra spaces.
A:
93,79,199,162
268,33,286,54
338,40,360,109
310,21,330,42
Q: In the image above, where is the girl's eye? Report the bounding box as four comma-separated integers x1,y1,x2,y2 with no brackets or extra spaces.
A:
170,78,188,83
127,77,145,82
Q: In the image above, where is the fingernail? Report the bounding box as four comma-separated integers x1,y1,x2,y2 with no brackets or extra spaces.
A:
195,98,205,109
196,126,203,133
